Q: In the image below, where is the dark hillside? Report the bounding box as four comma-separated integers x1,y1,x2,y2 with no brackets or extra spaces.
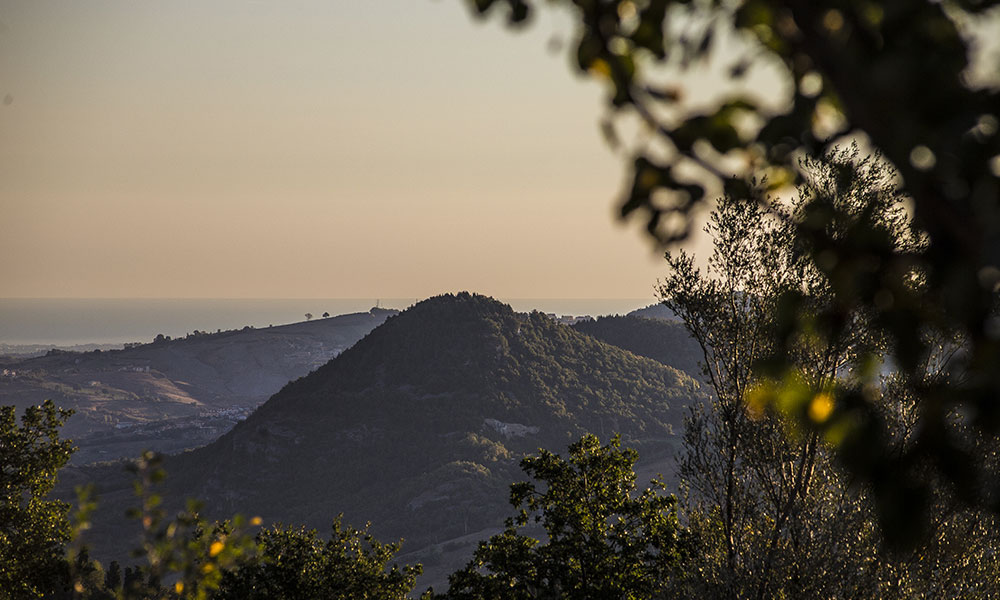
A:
73,293,703,589
573,314,703,379
627,302,679,321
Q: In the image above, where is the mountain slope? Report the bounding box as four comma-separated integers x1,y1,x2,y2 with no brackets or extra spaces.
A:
572,314,703,380
2,309,395,462
77,293,703,587
628,303,679,321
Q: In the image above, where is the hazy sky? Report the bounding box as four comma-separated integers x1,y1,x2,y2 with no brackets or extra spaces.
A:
0,1,779,299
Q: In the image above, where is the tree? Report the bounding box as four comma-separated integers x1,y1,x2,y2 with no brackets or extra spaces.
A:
443,434,685,600
116,451,259,600
59,450,262,600
304,313,313,321
215,518,423,600
0,400,75,599
465,0,1000,529
659,150,876,597
103,561,122,595
659,148,1000,597
322,311,330,318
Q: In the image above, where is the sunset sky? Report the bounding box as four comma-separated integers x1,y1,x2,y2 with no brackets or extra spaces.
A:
0,1,821,299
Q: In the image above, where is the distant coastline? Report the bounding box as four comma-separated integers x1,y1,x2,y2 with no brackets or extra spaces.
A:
0,297,656,348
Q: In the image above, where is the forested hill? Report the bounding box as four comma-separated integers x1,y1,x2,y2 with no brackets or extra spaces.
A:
627,302,678,321
572,315,703,380
252,293,698,434
75,293,703,589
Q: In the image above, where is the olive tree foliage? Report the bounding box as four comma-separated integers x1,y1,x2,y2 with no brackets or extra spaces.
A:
113,451,260,600
443,434,684,600
659,149,885,598
464,0,1000,530
0,400,75,599
659,149,1000,598
35,450,263,600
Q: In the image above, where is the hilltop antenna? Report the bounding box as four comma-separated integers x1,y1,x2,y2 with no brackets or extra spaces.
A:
376,299,381,309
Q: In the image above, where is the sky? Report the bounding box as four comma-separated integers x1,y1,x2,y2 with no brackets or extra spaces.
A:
11,1,990,300
0,0,737,300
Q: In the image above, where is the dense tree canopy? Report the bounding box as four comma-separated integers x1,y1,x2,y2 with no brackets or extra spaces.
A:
0,400,75,599
215,518,423,600
443,434,685,600
466,0,1000,531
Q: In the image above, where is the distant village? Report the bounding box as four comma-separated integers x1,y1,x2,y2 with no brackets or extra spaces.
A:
544,313,594,326
113,405,253,431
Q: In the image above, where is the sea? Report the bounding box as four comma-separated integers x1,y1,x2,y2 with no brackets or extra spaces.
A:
0,297,657,348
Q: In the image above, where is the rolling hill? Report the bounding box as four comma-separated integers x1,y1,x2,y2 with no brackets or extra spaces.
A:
72,293,704,589
572,314,703,379
1,309,396,462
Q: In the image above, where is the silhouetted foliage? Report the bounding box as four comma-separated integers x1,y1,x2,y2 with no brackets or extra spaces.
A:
466,0,1000,533
660,148,1000,597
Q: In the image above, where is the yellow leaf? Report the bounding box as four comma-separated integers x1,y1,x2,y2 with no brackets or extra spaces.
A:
808,393,835,423
589,58,611,78
744,384,771,419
